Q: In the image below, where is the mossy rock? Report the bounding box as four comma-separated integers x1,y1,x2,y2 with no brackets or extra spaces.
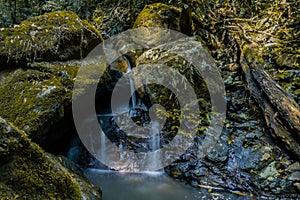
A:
135,36,211,106
134,37,212,137
0,61,79,143
133,3,181,30
0,117,101,199
0,11,102,69
0,182,16,199
0,57,108,146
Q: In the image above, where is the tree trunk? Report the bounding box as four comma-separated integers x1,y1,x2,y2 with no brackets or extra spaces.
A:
240,44,300,159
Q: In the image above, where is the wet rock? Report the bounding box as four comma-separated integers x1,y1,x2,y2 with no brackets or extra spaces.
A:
235,121,260,129
0,11,102,68
164,43,299,196
235,146,274,171
294,183,300,193
245,131,263,140
207,141,229,163
192,163,208,177
287,171,300,181
255,161,296,195
178,162,190,174
134,36,211,106
287,162,300,173
0,117,101,199
258,162,280,180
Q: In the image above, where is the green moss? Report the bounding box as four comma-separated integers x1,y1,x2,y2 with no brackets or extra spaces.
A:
135,38,212,138
0,182,16,199
0,61,79,142
0,117,90,199
133,3,181,30
0,11,102,69
0,119,80,199
0,57,108,144
242,44,264,66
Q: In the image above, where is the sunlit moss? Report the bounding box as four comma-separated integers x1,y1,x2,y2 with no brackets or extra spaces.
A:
0,11,102,68
0,117,91,199
0,62,78,142
133,3,181,30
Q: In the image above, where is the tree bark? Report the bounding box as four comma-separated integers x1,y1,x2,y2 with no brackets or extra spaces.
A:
240,44,300,159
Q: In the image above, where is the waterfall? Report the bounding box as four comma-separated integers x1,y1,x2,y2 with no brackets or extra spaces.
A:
149,121,162,171
123,56,137,110
93,55,163,172
100,129,106,162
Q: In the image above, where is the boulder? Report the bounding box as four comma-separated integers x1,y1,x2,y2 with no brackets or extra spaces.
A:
134,36,211,107
133,3,181,30
0,11,102,68
0,117,101,199
0,62,78,144
0,58,107,148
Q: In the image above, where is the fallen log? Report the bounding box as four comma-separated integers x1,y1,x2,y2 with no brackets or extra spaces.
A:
240,44,300,159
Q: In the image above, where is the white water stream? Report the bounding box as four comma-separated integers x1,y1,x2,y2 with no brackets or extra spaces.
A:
69,56,246,200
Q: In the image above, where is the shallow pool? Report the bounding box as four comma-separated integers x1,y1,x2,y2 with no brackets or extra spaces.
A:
84,169,250,200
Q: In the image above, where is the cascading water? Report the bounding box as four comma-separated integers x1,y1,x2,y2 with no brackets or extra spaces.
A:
100,129,106,163
124,56,137,111
67,55,166,173
68,55,241,200
145,121,162,172
92,55,163,172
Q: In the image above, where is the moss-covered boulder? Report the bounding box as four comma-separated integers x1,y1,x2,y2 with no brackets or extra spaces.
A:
0,11,102,68
133,3,181,30
0,62,79,144
0,117,101,199
134,36,211,108
0,57,108,149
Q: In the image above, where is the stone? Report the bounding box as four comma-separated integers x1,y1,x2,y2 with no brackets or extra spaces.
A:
287,162,300,172
0,11,102,69
207,141,229,163
134,36,211,105
0,57,106,148
259,162,279,180
133,3,181,30
288,171,300,181
0,117,101,199
294,183,300,193
235,146,274,171
0,62,78,144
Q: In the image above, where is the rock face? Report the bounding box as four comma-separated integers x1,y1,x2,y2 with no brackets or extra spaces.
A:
0,11,102,68
0,117,101,199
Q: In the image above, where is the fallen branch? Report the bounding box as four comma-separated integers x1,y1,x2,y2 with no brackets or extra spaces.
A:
240,44,300,159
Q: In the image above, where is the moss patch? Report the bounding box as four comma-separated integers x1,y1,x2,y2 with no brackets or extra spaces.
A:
0,117,101,199
0,11,102,69
0,61,79,143
133,3,181,30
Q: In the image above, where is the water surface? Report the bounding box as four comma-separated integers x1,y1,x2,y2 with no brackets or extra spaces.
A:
84,169,248,200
